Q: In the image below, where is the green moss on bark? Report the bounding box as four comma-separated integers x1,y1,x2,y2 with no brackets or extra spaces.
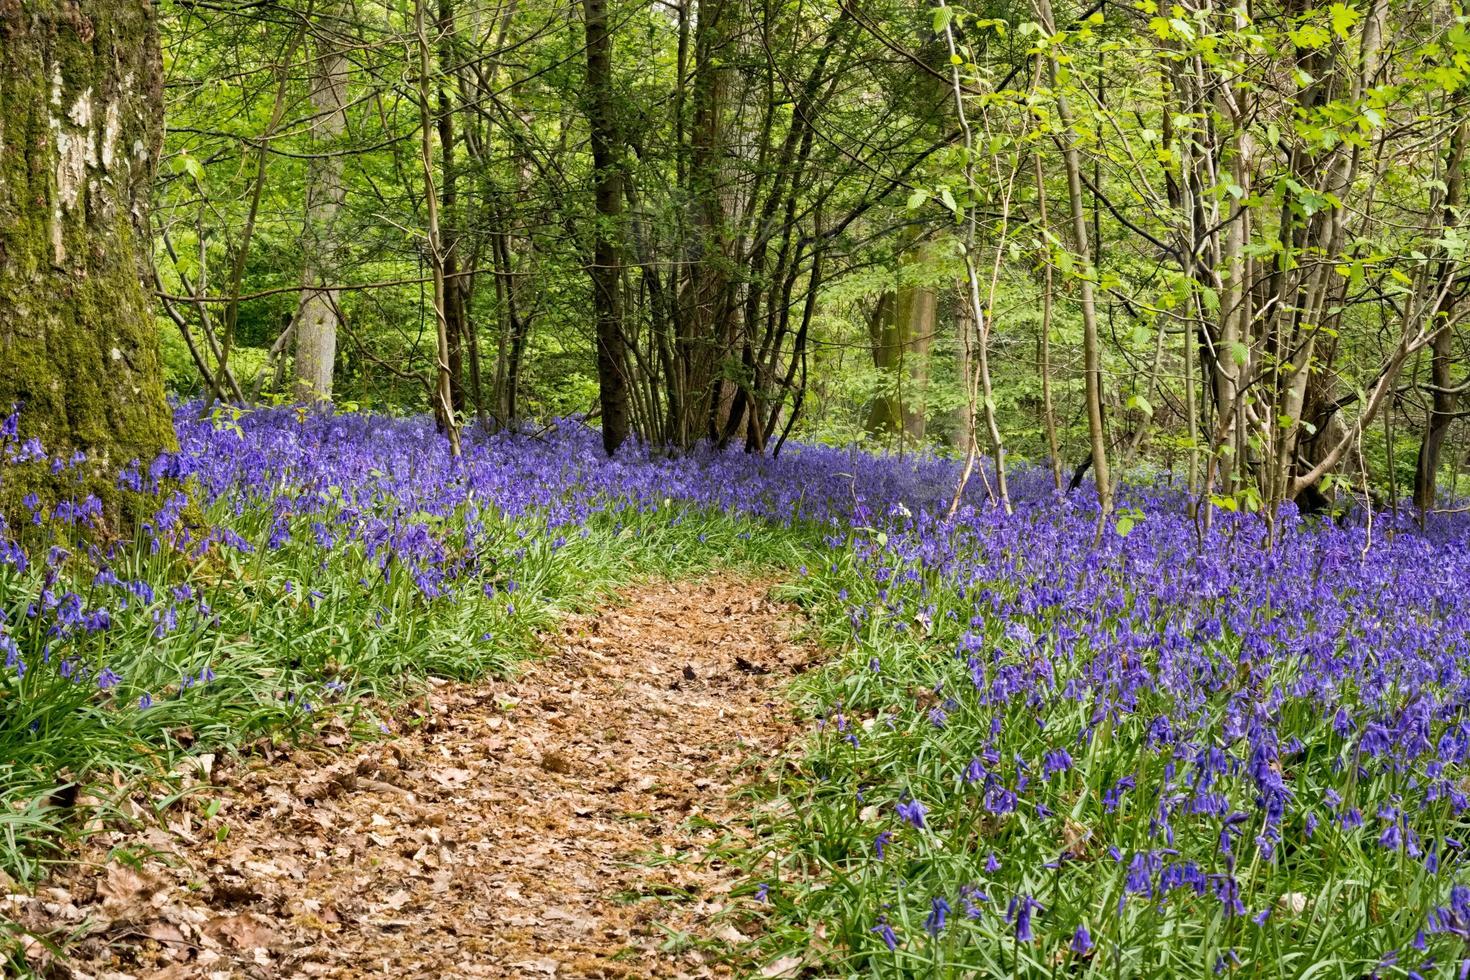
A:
0,0,175,524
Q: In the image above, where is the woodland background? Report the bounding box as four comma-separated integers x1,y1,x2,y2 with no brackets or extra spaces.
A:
143,0,1470,519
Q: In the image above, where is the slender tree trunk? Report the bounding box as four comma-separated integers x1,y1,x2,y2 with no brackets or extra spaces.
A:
582,0,629,454
0,0,175,510
294,8,349,402
213,38,296,408
415,0,461,456
1036,0,1111,518
438,0,468,416
1413,120,1467,511
1415,319,1458,510
952,293,972,453
1034,152,1062,491
939,0,1011,514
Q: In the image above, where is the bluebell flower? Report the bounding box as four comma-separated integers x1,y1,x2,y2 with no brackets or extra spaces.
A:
925,897,950,937
895,798,927,829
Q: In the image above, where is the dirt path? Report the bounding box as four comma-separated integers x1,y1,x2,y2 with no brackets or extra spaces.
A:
15,576,817,979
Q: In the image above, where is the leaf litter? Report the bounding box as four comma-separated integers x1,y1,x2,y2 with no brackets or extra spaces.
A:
6,576,819,978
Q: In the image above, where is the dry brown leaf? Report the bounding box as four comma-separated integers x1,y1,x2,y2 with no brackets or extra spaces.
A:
428,766,473,787
145,920,188,945
206,911,279,950
97,863,162,919
760,954,805,977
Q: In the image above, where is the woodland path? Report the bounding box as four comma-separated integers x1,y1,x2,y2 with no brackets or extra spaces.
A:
22,576,818,979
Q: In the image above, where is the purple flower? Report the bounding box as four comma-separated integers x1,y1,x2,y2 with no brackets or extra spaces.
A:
925,896,950,936
895,798,927,829
1008,895,1040,942
1042,748,1072,779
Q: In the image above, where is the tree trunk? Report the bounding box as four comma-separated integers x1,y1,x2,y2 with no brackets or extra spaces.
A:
1413,120,1467,511
414,0,460,456
0,0,175,509
1036,0,1111,518
293,8,349,402
1034,153,1062,490
1414,321,1457,511
582,0,629,454
676,0,738,447
865,259,935,445
438,0,467,416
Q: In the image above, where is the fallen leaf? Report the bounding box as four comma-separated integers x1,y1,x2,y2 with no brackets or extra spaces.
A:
760,954,805,977
146,920,188,945
428,766,473,787
713,923,748,944
511,958,559,974
206,912,278,950
539,751,573,774
98,863,163,920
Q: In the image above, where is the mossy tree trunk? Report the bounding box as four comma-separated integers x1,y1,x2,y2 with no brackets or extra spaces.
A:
0,0,174,503
866,245,936,445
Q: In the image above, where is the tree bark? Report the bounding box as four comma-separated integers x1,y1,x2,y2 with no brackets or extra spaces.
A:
1413,119,1467,511
1414,318,1458,511
1035,0,1111,518
293,7,349,402
1034,152,1062,491
415,0,461,456
677,0,738,447
865,247,935,445
438,0,468,416
0,0,175,508
582,0,629,454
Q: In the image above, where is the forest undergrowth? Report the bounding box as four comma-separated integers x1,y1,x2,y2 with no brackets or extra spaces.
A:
3,405,1470,977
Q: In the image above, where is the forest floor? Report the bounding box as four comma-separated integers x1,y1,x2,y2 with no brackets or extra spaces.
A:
11,576,818,979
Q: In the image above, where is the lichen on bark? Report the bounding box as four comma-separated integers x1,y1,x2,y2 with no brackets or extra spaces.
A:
0,0,175,520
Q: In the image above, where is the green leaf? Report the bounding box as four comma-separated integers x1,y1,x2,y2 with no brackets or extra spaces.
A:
1329,2,1361,40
